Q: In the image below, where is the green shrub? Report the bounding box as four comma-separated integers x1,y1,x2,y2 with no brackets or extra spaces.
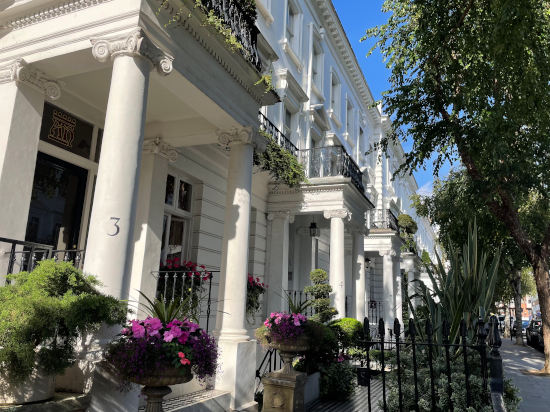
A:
319,362,355,400
329,317,364,350
0,260,125,384
303,269,337,323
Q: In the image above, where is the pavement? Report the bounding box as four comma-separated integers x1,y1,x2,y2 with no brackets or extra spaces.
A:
501,337,550,412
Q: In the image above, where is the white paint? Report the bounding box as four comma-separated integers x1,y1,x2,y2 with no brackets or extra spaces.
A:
266,212,290,315
326,211,346,318
353,231,366,322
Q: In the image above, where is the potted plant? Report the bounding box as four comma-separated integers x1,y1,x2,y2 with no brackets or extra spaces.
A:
0,260,125,404
246,274,267,323
104,294,218,411
256,311,309,375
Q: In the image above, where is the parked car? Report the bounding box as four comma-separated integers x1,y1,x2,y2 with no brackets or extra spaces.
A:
511,319,530,337
526,319,543,347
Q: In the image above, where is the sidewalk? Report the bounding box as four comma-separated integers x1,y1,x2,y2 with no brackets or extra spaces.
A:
501,338,549,412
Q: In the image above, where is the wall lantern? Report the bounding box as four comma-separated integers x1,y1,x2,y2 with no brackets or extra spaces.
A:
309,220,320,237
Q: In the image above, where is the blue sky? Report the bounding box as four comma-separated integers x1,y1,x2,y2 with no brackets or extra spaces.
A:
332,0,452,195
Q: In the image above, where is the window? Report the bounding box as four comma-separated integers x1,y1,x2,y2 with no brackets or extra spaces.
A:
287,2,297,43
312,41,323,90
161,173,194,265
283,108,293,137
346,100,354,134
330,72,341,117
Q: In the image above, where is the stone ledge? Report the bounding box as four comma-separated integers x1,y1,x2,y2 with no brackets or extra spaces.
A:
0,392,89,412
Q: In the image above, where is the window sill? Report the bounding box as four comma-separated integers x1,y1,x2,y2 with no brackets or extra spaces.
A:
257,1,274,25
311,82,324,102
328,109,342,129
281,38,303,72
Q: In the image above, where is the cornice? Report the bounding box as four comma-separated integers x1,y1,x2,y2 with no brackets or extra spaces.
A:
0,0,113,31
0,58,61,100
91,28,173,75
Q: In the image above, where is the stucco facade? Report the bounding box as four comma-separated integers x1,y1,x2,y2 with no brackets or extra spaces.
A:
0,0,438,410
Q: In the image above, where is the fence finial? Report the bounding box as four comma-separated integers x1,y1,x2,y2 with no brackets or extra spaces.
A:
408,318,416,338
393,318,401,336
442,319,450,343
378,318,385,337
425,318,433,337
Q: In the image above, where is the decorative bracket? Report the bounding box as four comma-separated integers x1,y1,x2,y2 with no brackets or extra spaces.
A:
91,28,173,75
0,58,61,100
143,137,178,162
217,127,266,152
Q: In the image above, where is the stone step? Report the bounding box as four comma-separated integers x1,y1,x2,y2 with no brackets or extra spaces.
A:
139,389,231,412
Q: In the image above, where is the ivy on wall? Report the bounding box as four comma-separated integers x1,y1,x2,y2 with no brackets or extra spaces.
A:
253,130,307,188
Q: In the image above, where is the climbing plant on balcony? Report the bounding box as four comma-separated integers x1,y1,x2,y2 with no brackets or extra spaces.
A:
397,213,418,253
253,130,307,188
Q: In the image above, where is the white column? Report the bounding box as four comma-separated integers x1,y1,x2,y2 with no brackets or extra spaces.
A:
266,212,291,314
395,269,403,325
84,29,172,300
353,231,366,322
381,250,395,331
324,209,349,318
214,127,258,411
0,61,59,281
407,268,417,314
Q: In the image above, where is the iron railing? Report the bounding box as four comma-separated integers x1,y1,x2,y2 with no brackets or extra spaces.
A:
200,0,261,71
299,146,365,195
0,237,85,276
356,316,504,412
255,347,282,394
258,112,299,157
153,269,218,333
284,289,314,317
369,208,399,231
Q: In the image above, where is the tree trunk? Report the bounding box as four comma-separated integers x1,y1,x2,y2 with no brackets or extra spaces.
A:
513,270,524,345
533,260,550,373
503,303,510,338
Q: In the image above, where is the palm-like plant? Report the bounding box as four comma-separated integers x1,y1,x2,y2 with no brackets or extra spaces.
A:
138,291,199,324
408,221,501,346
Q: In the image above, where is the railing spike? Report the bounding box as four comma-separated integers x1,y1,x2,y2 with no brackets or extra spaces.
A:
442,319,450,342
460,319,467,337
408,318,416,338
425,318,433,336
378,318,385,336
393,318,401,336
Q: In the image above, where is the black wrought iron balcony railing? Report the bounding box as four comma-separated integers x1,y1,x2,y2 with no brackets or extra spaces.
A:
258,112,299,157
369,209,399,231
201,0,261,71
298,146,365,195
0,237,85,276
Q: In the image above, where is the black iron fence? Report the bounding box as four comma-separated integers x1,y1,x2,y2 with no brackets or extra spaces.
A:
356,315,504,412
370,209,399,231
258,112,299,157
0,237,85,276
299,146,365,196
284,289,314,317
197,0,261,70
255,347,282,394
153,269,218,332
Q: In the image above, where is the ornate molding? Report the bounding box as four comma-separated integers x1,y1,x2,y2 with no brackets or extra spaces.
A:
91,28,173,75
323,209,351,221
379,249,397,257
0,0,113,31
217,126,266,151
143,137,178,162
0,58,61,100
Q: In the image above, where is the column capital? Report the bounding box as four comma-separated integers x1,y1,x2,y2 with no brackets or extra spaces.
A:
91,28,173,75
217,126,266,151
379,249,397,257
323,208,351,221
0,58,61,100
267,211,294,223
143,137,178,162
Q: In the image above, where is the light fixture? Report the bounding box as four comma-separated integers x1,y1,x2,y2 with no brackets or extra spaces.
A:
309,218,320,237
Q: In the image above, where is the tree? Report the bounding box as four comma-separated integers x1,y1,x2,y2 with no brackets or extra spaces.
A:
411,169,529,343
304,269,337,323
365,0,550,372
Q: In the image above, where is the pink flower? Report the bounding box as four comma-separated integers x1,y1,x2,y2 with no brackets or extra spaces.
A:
121,328,130,335
167,319,183,328
144,317,162,336
130,320,145,339
178,352,191,365
163,326,183,342
177,331,191,344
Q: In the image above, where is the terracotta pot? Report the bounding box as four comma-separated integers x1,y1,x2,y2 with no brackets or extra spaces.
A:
0,369,55,405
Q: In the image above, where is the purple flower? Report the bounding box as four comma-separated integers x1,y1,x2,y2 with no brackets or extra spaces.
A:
144,317,163,336
131,320,146,338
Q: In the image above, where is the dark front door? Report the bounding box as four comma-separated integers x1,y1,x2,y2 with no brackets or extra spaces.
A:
25,152,88,249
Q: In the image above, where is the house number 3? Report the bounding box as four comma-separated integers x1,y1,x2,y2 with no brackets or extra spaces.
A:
108,217,120,236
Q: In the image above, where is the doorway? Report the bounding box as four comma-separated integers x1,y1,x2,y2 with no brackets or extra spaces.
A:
25,152,88,250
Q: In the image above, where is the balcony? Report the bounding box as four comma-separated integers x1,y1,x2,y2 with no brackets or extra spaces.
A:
194,0,261,71
299,146,365,196
258,112,298,157
369,209,399,231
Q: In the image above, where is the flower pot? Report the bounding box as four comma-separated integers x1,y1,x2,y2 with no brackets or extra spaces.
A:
0,369,55,405
268,334,309,376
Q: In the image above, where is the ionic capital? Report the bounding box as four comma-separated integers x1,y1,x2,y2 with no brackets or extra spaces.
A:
267,211,294,223
143,137,178,162
0,59,61,100
379,249,397,257
217,126,267,152
323,209,351,221
91,28,173,75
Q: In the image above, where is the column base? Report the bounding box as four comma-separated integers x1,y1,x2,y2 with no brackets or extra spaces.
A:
215,339,257,411
262,371,306,412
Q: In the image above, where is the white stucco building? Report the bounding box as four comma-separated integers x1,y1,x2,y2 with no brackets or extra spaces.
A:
0,0,438,410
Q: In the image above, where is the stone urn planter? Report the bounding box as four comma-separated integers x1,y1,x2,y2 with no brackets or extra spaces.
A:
268,334,309,376
0,369,55,404
107,362,192,412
